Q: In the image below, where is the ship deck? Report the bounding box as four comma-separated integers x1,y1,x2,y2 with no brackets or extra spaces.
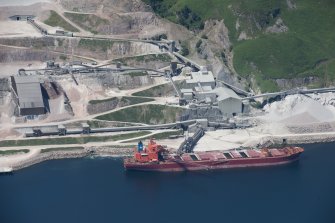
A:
167,147,304,162
125,146,304,165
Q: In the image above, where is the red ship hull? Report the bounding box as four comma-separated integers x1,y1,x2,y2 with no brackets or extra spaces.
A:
124,147,304,172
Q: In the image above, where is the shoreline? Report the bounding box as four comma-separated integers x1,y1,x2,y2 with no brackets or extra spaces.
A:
8,147,133,172
2,133,335,172
270,132,335,145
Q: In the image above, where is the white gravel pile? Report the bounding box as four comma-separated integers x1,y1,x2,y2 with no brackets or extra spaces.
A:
262,94,335,124
195,93,335,152
310,92,335,106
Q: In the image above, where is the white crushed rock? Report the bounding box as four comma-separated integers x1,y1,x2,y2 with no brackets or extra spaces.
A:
195,93,335,151
262,94,335,123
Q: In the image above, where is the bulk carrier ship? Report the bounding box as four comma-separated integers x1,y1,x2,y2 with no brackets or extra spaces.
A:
124,139,304,172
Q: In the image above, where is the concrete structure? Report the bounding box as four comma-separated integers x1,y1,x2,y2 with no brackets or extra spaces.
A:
9,15,35,21
194,85,216,102
180,66,242,118
170,60,178,74
214,87,242,117
58,125,67,136
55,30,65,35
242,101,251,114
194,85,213,92
55,30,73,37
180,89,193,101
181,86,216,103
82,123,90,134
11,75,46,116
181,67,216,103
186,67,215,89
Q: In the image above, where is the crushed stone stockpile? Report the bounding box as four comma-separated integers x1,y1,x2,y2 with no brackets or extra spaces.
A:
262,94,335,124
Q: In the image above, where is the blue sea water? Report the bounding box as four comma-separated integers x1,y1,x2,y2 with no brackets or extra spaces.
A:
1,143,335,223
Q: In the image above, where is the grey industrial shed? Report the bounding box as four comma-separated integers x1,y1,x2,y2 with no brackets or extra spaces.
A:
186,69,216,89
214,87,242,117
11,75,46,116
9,15,35,21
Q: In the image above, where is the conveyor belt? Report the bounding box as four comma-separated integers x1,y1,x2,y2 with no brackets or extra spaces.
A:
177,127,204,154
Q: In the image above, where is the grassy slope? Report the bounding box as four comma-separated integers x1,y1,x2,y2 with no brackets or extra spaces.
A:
133,81,186,97
113,54,172,66
44,11,79,32
96,104,185,124
78,39,116,52
132,83,173,97
89,97,118,105
0,132,151,147
235,1,335,78
0,149,29,155
144,0,335,92
89,96,154,105
64,12,109,34
123,72,149,77
120,96,155,105
41,147,84,153
125,129,183,142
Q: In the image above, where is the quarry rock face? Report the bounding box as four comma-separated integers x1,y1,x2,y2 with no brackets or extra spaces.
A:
0,37,162,62
60,0,148,13
205,20,231,54
197,20,245,90
87,97,119,115
0,47,54,63
78,73,154,90
59,0,156,35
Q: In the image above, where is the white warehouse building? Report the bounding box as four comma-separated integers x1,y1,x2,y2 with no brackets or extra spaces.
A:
214,87,242,117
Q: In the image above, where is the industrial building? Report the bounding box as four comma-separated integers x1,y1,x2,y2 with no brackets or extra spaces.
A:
180,65,243,118
214,87,242,117
180,89,193,101
181,66,216,103
194,85,216,102
186,67,215,89
9,15,35,21
11,75,46,117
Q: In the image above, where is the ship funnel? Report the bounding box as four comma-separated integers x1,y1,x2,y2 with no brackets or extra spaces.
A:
138,141,144,152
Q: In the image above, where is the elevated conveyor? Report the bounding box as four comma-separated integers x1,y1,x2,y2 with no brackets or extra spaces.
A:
177,127,204,154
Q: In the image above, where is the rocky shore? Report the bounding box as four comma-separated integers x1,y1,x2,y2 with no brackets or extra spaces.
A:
11,147,133,171
246,132,335,149
271,132,335,145
7,132,335,172
4,133,335,173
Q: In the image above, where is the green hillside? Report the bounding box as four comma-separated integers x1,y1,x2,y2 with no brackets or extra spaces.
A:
144,0,335,92
64,12,109,34
44,10,79,32
96,104,185,124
